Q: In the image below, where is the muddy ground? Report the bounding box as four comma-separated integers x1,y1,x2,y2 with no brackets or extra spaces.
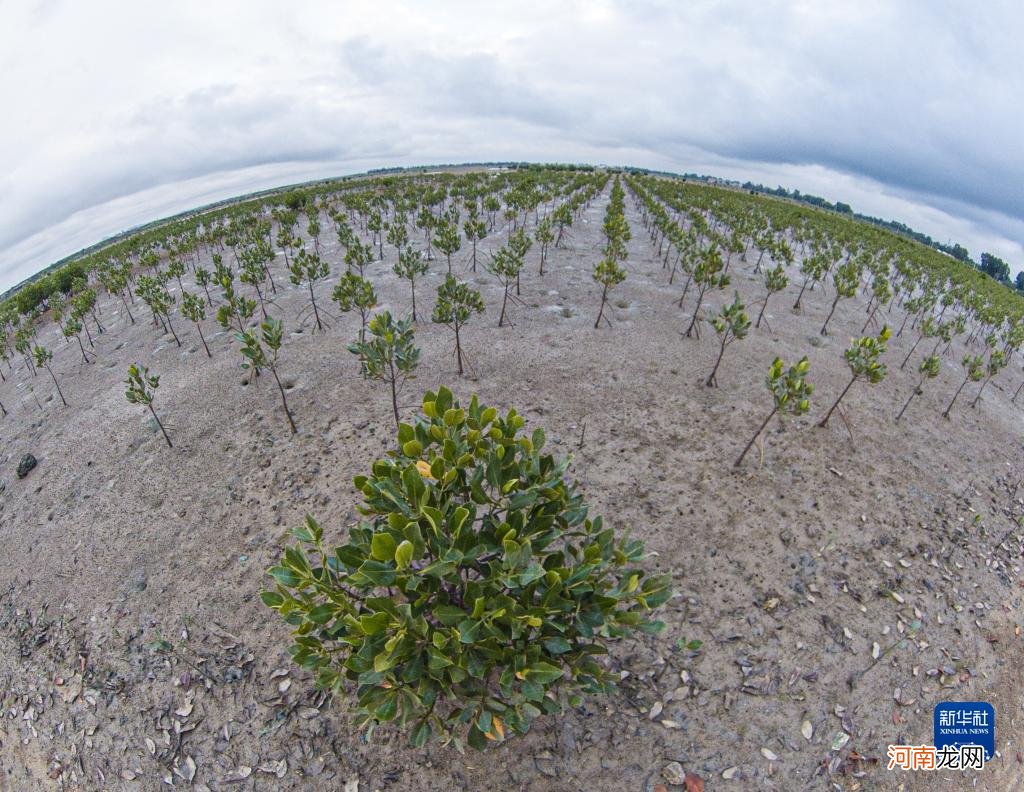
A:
1,177,1022,791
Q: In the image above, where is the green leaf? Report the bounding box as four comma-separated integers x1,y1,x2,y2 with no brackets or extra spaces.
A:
410,720,431,747
359,612,390,635
394,540,414,570
269,566,301,587
371,533,398,561
260,591,284,608
525,662,564,684
543,636,572,655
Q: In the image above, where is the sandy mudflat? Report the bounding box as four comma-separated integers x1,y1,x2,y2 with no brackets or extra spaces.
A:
1,178,1022,791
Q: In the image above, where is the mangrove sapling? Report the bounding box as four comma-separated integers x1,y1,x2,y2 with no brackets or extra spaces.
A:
125,363,172,448
943,355,985,419
416,206,436,259
308,214,323,256
706,292,751,387
15,326,37,376
592,257,626,329
486,245,525,328
167,257,186,293
261,386,670,751
820,261,859,336
62,316,93,363
151,286,181,347
507,228,533,295
347,311,420,426
553,203,573,247
861,276,892,333
895,354,939,422
484,193,501,230
683,247,729,338
216,275,256,333
463,215,487,272
195,266,214,307
240,257,271,320
344,240,374,276
332,272,378,345
236,318,297,434
433,212,462,274
386,218,409,259
289,248,330,332
367,210,384,259
181,292,212,357
735,356,813,467
756,264,788,330
394,246,429,321
33,346,67,407
72,289,102,343
970,348,1006,409
432,273,484,377
818,326,892,428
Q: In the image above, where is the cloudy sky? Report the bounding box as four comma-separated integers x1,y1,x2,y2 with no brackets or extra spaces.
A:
2,0,1022,292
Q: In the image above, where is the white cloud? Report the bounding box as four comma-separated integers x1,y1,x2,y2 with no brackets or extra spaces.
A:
2,0,1021,292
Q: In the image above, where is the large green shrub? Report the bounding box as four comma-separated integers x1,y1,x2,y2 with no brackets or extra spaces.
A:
262,386,670,751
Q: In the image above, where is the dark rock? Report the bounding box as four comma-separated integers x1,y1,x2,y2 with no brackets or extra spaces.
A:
16,454,37,479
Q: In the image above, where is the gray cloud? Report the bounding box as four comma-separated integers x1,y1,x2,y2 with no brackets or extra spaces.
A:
1,0,1021,292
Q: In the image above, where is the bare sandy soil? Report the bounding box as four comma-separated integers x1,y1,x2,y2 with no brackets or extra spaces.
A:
1,178,1022,791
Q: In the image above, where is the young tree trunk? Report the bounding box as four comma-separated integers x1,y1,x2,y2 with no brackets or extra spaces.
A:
76,335,91,364
735,407,777,467
499,284,510,328
202,282,213,307
971,377,991,409
594,284,609,329
388,360,400,427
45,364,67,407
684,289,705,338
677,271,694,308
706,336,728,386
896,309,913,338
254,283,268,319
308,281,323,331
195,322,212,357
455,325,464,376
120,293,135,323
166,314,181,347
410,279,418,322
271,367,297,434
895,378,923,422
820,294,841,336
756,295,771,329
149,404,173,448
900,332,924,370
942,376,970,419
793,277,810,311
818,375,857,427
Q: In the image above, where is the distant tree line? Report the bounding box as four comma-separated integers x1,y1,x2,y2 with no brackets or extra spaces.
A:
739,182,1021,293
